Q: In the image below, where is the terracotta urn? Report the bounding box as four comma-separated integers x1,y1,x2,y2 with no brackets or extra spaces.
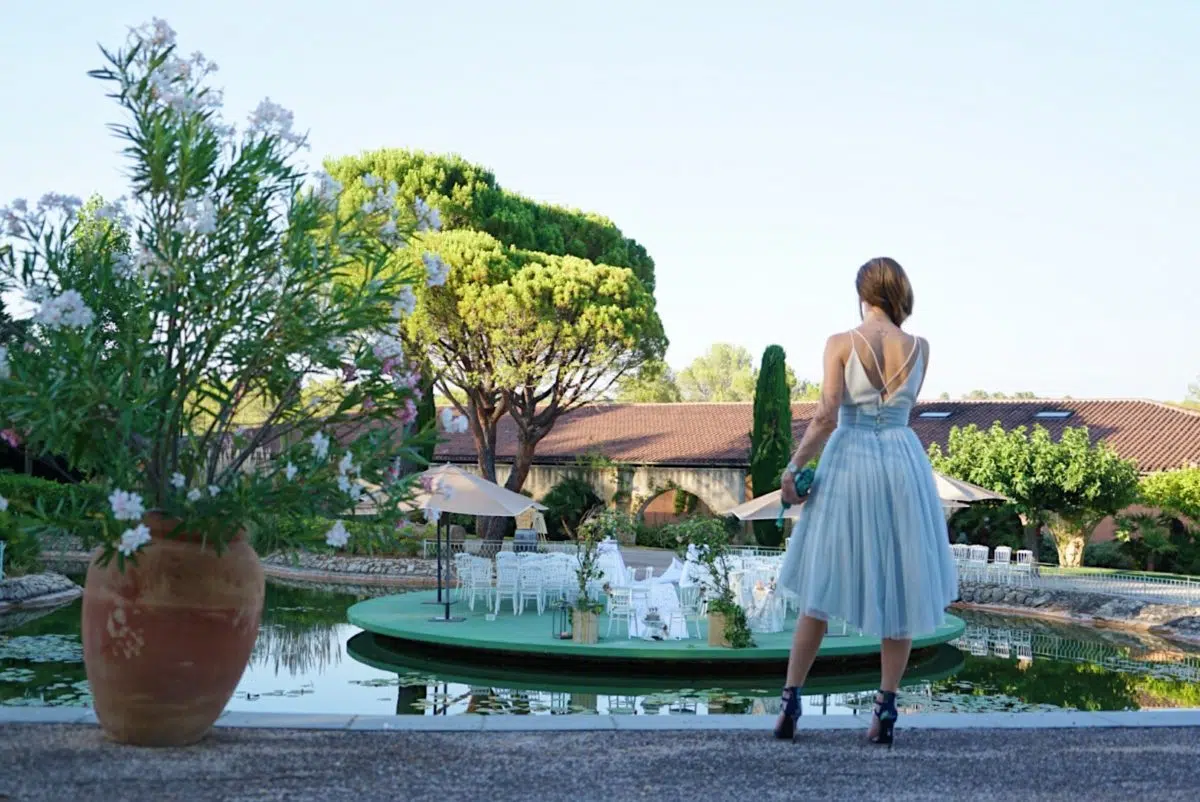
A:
82,513,265,746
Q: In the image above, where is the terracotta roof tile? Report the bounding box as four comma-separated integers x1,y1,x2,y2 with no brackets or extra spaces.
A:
433,400,1200,473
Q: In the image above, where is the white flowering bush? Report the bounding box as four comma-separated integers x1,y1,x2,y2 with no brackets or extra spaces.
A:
0,19,450,566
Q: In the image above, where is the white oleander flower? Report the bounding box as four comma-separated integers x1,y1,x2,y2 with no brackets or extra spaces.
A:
247,98,306,148
187,488,203,502
439,408,469,434
0,495,8,512
311,171,343,205
0,345,9,380
93,197,131,227
208,485,220,497
108,490,146,522
423,252,449,287
348,483,364,503
338,451,357,477
176,196,217,235
170,473,186,489
118,524,152,557
285,462,298,481
413,197,442,232
393,287,417,318
33,290,96,330
362,174,381,189
310,432,331,461
325,520,350,548
337,474,352,493
37,192,84,218
379,218,398,241
131,17,176,48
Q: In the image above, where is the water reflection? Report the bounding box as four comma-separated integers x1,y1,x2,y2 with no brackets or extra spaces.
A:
3,582,1198,715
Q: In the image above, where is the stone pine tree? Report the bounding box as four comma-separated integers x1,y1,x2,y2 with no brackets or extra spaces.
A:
750,345,794,546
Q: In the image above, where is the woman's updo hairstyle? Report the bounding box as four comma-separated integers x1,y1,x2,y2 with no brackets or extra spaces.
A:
855,257,913,327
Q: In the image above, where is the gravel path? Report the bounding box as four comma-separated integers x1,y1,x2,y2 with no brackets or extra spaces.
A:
1,723,1196,801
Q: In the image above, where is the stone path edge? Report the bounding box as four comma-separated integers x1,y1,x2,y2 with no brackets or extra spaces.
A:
3,707,1197,732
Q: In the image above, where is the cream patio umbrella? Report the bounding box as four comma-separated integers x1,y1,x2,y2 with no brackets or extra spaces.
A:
405,464,547,622
931,472,1008,505
725,471,1006,522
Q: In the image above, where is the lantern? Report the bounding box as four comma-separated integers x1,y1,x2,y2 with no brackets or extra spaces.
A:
551,593,573,640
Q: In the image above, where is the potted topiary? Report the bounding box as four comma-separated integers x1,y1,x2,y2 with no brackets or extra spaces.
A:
571,510,615,644
668,517,754,648
0,18,444,746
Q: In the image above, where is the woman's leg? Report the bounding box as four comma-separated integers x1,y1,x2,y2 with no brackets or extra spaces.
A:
868,637,912,738
879,637,912,692
775,615,828,736
785,615,829,686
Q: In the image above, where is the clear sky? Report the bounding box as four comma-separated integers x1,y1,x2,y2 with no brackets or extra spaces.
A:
4,1,1197,401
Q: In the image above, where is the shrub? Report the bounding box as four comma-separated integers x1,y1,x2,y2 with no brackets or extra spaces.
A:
947,503,1024,551
251,516,427,558
634,521,676,549
1082,540,1136,570
541,477,601,540
0,472,108,549
0,513,42,576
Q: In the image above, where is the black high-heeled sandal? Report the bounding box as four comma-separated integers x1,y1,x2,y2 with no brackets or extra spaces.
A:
868,690,898,748
773,686,802,740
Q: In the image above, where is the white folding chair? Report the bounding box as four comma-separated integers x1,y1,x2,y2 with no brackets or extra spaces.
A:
992,546,1013,585
606,588,635,637
967,545,990,582
494,559,520,615
1012,550,1034,587
466,558,494,612
517,562,546,615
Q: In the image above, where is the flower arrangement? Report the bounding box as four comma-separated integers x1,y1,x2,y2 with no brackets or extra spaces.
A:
667,517,754,648
573,509,624,614
0,18,449,566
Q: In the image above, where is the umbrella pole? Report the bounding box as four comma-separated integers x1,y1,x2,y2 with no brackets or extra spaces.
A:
422,513,444,605
431,516,464,623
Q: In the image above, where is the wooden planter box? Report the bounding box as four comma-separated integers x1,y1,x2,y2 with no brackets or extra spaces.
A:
572,611,599,644
707,611,731,647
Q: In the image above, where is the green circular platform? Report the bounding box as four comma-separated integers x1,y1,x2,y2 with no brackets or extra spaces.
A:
347,591,965,672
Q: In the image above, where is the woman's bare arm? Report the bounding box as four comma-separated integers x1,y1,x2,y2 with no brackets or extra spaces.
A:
780,334,847,502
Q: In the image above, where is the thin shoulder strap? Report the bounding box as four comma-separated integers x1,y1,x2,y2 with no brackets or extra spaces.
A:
881,336,921,390
848,329,884,376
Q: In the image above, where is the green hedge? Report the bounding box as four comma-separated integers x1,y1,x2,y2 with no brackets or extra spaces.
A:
250,515,427,558
0,472,107,511
0,473,107,570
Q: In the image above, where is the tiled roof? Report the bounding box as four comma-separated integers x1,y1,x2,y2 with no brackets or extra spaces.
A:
433,400,1200,473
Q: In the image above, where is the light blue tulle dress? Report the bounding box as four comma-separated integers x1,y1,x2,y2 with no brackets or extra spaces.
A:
777,333,959,639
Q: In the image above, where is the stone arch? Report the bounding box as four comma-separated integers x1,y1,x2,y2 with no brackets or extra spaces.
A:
631,466,744,521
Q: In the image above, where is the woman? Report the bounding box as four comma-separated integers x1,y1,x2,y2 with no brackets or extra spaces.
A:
773,257,958,747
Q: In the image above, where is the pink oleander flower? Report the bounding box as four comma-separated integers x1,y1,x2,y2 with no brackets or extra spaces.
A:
362,395,376,412
396,399,418,425
0,429,21,449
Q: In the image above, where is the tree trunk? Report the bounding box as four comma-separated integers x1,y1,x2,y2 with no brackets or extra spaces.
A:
1057,534,1087,568
479,433,547,542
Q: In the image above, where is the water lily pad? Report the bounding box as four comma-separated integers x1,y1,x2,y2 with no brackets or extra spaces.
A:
0,634,84,663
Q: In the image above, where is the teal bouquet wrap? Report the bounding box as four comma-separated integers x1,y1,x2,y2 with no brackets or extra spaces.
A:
777,465,815,528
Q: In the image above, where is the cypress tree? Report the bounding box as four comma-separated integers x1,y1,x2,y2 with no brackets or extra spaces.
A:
750,345,793,546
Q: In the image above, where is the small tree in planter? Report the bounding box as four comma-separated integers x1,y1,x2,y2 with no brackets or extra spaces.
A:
666,517,753,648
0,18,447,746
570,509,617,644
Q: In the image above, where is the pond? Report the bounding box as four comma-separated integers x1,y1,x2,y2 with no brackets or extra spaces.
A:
2,580,1199,716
